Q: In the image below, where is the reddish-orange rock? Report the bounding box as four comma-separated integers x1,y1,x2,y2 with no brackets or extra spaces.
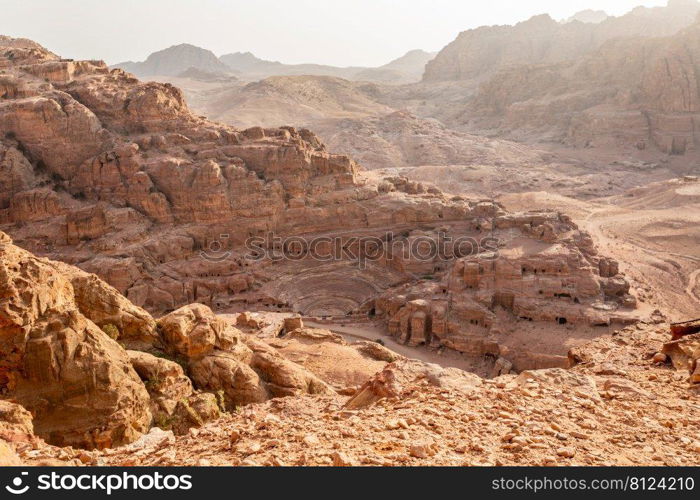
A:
0,232,151,449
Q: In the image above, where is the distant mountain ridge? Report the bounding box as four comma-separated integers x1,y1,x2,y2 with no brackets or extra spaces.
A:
423,0,700,81
111,1,700,158
565,9,608,24
115,43,231,77
354,50,436,83
218,51,363,80
462,11,700,154
114,46,435,84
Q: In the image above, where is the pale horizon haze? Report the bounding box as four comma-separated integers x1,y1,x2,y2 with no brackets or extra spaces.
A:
0,0,669,67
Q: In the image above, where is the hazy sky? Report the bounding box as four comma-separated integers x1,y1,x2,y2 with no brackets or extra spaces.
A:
0,0,668,66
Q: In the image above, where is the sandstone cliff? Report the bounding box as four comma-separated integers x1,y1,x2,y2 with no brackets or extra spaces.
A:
423,0,700,82
465,13,700,154
0,231,152,449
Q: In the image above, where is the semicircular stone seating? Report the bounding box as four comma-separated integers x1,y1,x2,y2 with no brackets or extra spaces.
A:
263,260,409,317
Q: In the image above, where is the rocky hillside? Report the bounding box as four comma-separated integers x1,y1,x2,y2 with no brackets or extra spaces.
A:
0,227,697,466
93,324,700,466
159,67,695,190
201,75,393,126
156,73,556,171
0,35,641,377
114,43,233,77
423,0,700,82
317,110,546,170
1,35,699,469
463,13,700,154
354,49,436,83
0,229,390,456
2,257,699,466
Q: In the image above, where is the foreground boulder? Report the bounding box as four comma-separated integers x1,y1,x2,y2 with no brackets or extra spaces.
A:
157,303,241,359
127,351,192,415
266,327,400,390
127,349,222,434
662,333,700,383
189,354,268,406
157,304,333,408
0,232,151,449
170,393,221,435
245,337,333,398
345,359,482,409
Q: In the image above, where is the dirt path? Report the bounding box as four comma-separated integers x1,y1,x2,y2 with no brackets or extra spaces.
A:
304,319,490,375
582,206,700,314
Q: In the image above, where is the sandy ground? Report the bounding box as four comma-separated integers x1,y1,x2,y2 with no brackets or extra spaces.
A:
78,321,700,467
304,319,493,375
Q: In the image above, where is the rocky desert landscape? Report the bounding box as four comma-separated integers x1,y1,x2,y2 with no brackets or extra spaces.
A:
0,0,699,469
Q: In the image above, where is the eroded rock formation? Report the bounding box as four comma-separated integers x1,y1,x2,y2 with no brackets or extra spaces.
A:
0,233,695,467
423,0,700,82
0,232,152,449
662,332,700,383
157,304,333,407
457,7,700,154
375,212,637,370
0,229,365,450
0,35,640,371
